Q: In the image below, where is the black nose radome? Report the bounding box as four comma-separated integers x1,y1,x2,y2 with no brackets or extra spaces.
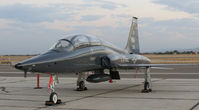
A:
15,63,23,70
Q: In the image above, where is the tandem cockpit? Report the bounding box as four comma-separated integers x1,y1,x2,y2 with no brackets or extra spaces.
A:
50,34,103,52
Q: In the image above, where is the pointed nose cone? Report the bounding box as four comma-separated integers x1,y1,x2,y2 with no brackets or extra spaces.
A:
15,63,23,70
14,56,42,72
14,50,59,72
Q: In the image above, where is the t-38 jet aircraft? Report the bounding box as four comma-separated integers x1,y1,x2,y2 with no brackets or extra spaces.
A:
15,17,190,105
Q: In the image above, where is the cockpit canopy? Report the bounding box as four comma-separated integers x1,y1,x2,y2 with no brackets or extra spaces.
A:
50,34,102,51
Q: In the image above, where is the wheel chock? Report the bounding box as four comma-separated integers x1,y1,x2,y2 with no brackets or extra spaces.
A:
45,99,62,106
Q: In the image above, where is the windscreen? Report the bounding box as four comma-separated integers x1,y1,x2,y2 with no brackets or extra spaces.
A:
51,39,73,51
55,40,70,48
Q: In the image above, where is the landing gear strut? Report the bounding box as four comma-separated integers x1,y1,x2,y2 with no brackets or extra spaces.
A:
76,73,87,91
45,74,62,106
142,67,152,93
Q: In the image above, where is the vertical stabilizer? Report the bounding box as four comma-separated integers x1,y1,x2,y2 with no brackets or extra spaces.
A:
125,17,140,54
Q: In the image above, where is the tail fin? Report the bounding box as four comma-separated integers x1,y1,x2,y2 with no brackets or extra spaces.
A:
125,17,140,54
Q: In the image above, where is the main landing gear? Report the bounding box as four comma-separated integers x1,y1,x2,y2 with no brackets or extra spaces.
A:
45,74,62,106
76,72,87,91
141,67,152,93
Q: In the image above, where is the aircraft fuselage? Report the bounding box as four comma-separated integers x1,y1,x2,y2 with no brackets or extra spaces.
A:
15,43,150,73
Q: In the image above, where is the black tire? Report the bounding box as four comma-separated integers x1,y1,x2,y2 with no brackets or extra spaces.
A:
148,89,152,92
144,81,148,90
50,92,58,104
79,81,85,90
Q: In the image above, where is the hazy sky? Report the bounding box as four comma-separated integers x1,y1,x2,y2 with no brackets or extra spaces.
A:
0,0,199,55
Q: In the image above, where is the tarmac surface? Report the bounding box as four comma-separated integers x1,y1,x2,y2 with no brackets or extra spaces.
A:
0,64,199,110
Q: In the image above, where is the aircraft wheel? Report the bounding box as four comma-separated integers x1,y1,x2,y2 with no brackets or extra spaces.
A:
77,81,87,91
148,89,152,92
50,92,58,104
79,81,85,90
141,89,152,93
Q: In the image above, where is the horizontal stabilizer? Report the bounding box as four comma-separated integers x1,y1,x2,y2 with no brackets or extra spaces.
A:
151,67,173,70
115,63,197,69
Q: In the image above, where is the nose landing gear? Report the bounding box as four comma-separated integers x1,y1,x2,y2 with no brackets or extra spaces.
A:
45,74,62,106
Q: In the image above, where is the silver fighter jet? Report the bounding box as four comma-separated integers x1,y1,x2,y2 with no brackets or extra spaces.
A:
14,17,188,104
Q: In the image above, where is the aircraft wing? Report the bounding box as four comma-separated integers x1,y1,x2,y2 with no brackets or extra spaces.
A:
116,63,197,69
